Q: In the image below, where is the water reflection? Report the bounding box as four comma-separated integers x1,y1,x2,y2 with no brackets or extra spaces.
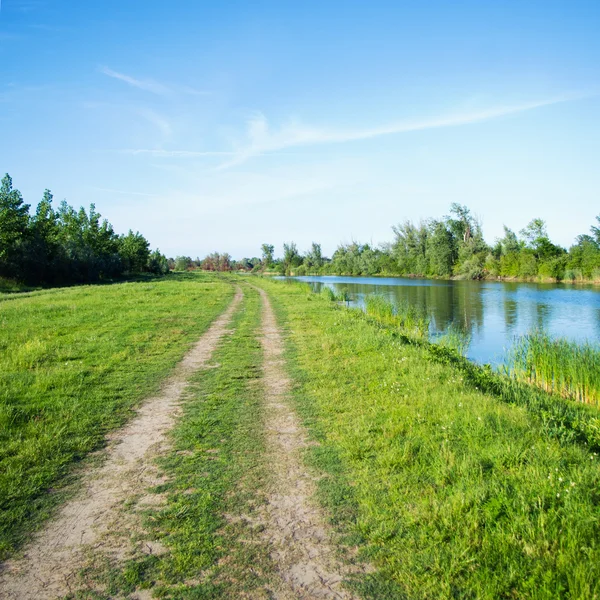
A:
281,276,600,365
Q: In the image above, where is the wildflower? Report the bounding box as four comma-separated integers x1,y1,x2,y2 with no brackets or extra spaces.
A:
556,493,560,498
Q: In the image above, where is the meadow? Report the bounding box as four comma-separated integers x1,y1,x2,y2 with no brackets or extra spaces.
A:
3,272,600,599
0,273,232,559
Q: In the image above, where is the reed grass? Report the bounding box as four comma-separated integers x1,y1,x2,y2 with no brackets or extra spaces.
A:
364,294,430,338
506,331,600,406
437,322,471,357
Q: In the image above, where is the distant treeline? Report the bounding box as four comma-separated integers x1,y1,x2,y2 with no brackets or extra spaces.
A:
253,204,600,282
0,173,169,285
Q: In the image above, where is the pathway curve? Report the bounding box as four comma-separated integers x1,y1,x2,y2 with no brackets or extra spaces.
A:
255,285,356,600
0,287,244,600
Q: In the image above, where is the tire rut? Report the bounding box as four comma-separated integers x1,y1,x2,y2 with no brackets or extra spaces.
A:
0,287,244,600
255,286,357,600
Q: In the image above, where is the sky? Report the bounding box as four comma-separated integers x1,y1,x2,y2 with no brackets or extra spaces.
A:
1,0,599,259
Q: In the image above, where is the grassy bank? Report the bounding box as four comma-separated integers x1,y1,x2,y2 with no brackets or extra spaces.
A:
71,282,275,598
0,273,233,560
256,277,600,599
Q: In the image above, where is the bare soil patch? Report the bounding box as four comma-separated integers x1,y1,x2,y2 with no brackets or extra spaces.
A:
0,287,243,600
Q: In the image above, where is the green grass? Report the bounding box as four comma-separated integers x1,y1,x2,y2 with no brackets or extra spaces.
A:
506,331,600,406
254,277,600,600
0,272,233,560
68,282,275,599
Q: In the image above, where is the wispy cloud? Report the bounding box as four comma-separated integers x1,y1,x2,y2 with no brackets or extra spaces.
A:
121,149,235,158
99,66,171,95
89,186,157,197
98,66,210,97
218,94,587,169
137,108,172,136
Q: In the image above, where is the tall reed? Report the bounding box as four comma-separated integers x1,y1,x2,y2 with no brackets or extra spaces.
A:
505,331,600,406
437,323,471,357
364,294,430,338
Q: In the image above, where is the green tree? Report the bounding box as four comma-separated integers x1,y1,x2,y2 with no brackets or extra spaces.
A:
0,173,30,277
147,249,169,274
282,242,302,274
261,243,275,268
174,256,192,271
427,220,456,276
304,242,323,270
119,230,150,273
392,221,428,275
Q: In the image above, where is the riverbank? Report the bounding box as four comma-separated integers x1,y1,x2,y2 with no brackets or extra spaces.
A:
282,270,600,286
253,275,600,598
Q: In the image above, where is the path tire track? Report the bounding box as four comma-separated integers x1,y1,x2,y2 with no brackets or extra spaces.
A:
0,287,243,600
255,286,357,600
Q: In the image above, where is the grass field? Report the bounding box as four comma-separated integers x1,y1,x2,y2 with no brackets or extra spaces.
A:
0,273,233,560
255,277,600,599
3,272,600,599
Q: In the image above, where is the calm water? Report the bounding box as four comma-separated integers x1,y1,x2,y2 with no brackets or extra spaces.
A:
281,276,600,365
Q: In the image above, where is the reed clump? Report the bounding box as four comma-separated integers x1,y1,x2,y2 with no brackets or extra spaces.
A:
364,294,430,338
437,323,471,357
320,286,337,301
506,331,600,406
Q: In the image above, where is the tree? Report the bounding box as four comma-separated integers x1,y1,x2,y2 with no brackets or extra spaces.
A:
119,230,150,273
0,173,30,277
392,220,428,274
261,243,274,267
520,218,564,261
447,203,478,244
427,220,456,276
174,256,192,271
282,242,302,274
147,249,169,274
304,242,323,270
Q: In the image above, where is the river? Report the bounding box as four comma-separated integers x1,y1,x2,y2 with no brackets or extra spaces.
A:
280,276,600,365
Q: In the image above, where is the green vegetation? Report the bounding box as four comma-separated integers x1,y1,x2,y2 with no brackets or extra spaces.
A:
70,283,276,598
364,294,430,338
257,204,600,282
0,274,233,559
506,331,600,406
255,277,600,599
0,173,168,286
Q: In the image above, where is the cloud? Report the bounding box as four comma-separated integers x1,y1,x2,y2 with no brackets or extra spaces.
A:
218,94,587,169
121,149,235,158
137,108,172,136
89,186,158,197
98,66,210,97
99,66,171,95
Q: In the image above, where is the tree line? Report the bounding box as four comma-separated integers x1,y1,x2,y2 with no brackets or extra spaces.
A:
259,204,600,281
0,174,169,285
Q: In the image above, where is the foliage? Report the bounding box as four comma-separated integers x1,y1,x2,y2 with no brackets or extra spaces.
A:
0,173,168,285
262,206,600,283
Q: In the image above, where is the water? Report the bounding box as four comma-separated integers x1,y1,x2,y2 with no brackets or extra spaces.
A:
279,276,600,365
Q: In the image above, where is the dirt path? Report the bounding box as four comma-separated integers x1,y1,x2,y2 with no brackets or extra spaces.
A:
0,287,243,600
255,286,356,600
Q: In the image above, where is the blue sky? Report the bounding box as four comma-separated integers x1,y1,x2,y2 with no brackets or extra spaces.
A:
1,0,599,259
